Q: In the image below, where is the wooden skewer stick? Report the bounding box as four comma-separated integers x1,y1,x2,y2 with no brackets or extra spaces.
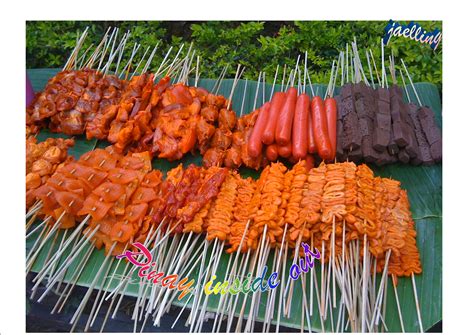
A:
381,267,389,332
331,217,336,307
154,233,196,323
264,224,288,329
252,71,262,111
227,64,243,110
285,69,294,91
141,41,161,75
211,64,228,94
50,231,89,311
361,234,368,332
26,200,43,219
76,44,95,69
36,224,100,302
63,27,89,71
193,240,224,332
325,61,335,99
284,223,305,317
84,27,111,70
369,249,392,329
25,217,48,239
195,55,200,87
326,260,335,332
101,28,122,74
114,30,130,75
399,68,411,103
50,230,70,292
96,27,116,74
88,243,131,327
51,240,95,315
270,64,280,99
32,214,91,286
411,272,424,332
234,229,264,332
108,227,161,322
350,48,354,84
281,64,287,92
332,52,341,97
130,45,150,78
213,220,251,331
401,58,423,106
392,274,405,332
366,50,375,88
69,242,118,332
345,44,349,85
276,239,289,332
239,78,248,117
104,219,165,302
186,238,212,328
369,48,381,87
262,250,278,332
164,43,185,78
225,246,251,332
84,249,117,332
321,240,326,319
26,211,65,270
118,42,140,78
244,225,269,332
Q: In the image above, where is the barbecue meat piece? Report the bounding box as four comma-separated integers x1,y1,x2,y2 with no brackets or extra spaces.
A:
218,108,237,130
342,108,361,151
224,147,242,169
201,106,219,122
407,103,435,165
86,105,118,140
202,147,226,168
206,94,227,109
372,95,391,152
56,109,84,135
196,118,216,148
341,83,353,101
210,128,233,150
417,106,442,162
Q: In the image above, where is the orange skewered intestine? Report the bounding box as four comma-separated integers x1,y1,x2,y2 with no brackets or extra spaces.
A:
320,163,346,241
205,172,239,242
250,163,287,247
285,161,310,243
225,175,256,253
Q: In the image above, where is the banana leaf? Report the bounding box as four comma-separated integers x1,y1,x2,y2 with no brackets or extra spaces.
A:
26,68,442,332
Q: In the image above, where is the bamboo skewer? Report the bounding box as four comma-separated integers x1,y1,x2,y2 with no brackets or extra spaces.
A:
392,274,405,332
411,273,424,332
69,242,118,332
36,225,100,302
401,58,423,106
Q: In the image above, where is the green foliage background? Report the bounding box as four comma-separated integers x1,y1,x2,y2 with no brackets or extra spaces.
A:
26,21,442,89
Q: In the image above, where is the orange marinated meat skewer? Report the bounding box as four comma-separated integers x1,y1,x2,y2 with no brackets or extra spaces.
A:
26,137,75,209
205,172,239,241
226,175,256,253
27,142,423,277
284,161,309,243
251,162,287,246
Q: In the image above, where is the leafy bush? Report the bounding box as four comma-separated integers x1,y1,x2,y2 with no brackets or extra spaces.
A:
26,21,442,89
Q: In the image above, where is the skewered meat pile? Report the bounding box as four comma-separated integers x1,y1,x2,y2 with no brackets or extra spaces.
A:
28,147,422,278
27,69,124,135
336,82,442,165
26,69,243,164
27,70,441,170
26,136,75,209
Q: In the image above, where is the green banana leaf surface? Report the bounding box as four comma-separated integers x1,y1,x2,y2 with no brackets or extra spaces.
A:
26,68,442,332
